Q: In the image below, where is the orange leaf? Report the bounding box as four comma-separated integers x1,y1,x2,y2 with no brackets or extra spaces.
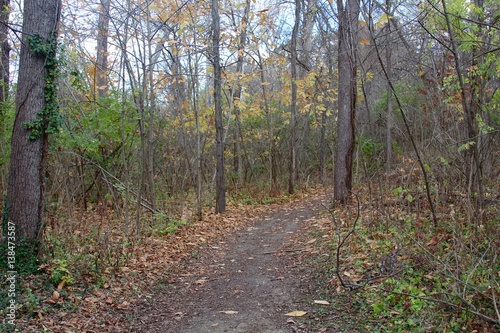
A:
360,38,370,45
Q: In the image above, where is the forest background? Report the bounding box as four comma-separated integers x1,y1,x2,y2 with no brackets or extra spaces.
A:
0,0,499,331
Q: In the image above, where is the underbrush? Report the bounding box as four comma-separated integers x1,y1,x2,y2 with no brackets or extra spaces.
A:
305,177,500,332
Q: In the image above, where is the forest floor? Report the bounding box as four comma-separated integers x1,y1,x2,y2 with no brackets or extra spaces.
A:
124,190,361,333
11,188,368,332
6,184,500,332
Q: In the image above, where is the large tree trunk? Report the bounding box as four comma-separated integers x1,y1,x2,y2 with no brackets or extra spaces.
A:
212,0,225,213
334,0,359,203
6,0,62,240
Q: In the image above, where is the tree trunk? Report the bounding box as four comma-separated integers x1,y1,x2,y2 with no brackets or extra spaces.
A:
319,107,327,181
212,0,225,213
441,0,485,226
6,0,62,240
145,2,156,216
0,0,9,106
257,49,277,194
231,0,250,185
95,0,110,99
187,20,203,220
289,0,300,194
385,15,393,175
334,0,359,203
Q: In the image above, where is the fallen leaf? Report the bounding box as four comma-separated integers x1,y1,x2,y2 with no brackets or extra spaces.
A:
117,301,130,310
51,290,60,301
285,311,307,317
314,300,330,305
57,280,66,291
219,310,238,314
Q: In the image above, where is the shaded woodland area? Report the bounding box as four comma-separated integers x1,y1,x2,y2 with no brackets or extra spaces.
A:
0,0,499,331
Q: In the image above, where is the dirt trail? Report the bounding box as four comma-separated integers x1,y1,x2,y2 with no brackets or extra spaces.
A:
129,195,329,333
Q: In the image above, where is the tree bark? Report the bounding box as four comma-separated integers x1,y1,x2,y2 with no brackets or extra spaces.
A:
212,0,225,213
257,49,277,194
6,0,62,240
385,9,393,175
0,0,9,106
231,0,250,185
334,0,359,203
95,0,110,99
289,0,300,194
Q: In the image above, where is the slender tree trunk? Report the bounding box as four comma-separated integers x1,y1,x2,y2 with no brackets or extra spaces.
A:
441,0,484,226
319,107,327,181
95,0,110,99
231,0,250,185
300,0,316,73
469,0,486,225
289,0,300,194
212,0,225,213
145,2,156,217
0,0,9,176
334,0,359,203
6,0,62,240
0,0,9,107
319,26,335,182
385,15,393,174
187,19,203,220
257,49,276,193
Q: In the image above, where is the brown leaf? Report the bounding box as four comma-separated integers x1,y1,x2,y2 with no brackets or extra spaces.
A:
57,280,66,291
51,290,60,301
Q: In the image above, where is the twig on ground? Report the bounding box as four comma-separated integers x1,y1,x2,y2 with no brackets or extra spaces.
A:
331,192,362,291
379,287,499,325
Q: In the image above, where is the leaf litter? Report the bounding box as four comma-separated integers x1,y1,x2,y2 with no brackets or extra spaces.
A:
10,188,331,332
